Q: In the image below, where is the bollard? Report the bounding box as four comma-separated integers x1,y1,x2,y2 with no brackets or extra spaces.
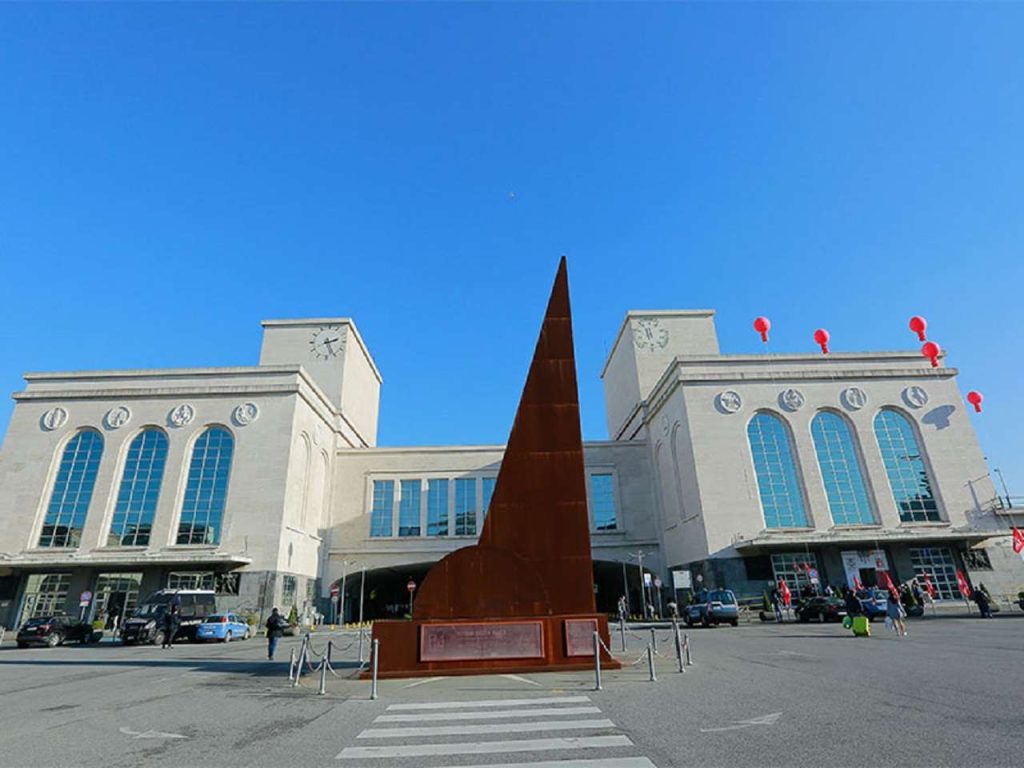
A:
289,647,299,686
370,639,380,700
684,632,693,666
0,626,5,647
358,628,365,663
672,619,684,673
327,639,333,668
619,617,627,653
646,644,657,682
593,631,602,691
318,653,328,695
650,626,657,654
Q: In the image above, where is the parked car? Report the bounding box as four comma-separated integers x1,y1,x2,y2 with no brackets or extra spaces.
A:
685,589,740,627
16,615,100,648
797,596,848,623
196,613,251,643
856,589,889,621
121,589,216,645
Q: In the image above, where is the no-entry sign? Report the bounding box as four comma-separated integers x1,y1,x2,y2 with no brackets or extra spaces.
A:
330,583,339,597
407,579,416,593
79,590,92,607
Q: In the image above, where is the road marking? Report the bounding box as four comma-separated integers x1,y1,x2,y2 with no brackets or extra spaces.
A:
700,712,783,733
440,759,657,768
500,673,542,686
386,695,590,711
119,726,187,740
359,718,616,739
376,706,602,723
402,676,445,688
337,734,633,759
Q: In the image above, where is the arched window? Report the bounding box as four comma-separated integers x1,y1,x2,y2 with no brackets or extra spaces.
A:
873,409,940,522
747,413,808,528
109,429,169,546
811,411,874,525
39,430,104,548
177,427,234,545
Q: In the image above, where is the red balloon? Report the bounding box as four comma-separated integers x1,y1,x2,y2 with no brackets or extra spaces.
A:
921,341,941,367
909,315,927,342
753,316,771,343
966,391,983,413
813,328,830,355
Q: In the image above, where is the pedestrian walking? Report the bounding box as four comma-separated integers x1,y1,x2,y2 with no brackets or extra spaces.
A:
843,586,862,618
886,593,907,637
265,607,287,660
770,586,783,622
973,586,993,618
161,604,179,649
617,595,628,623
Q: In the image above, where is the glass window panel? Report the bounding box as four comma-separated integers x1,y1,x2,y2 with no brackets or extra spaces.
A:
747,413,808,528
590,473,617,531
909,547,959,600
398,479,421,537
369,480,394,538
770,553,819,591
873,410,940,522
38,431,104,548
108,429,169,547
481,477,497,522
176,428,234,545
426,479,448,537
454,478,477,536
811,412,875,526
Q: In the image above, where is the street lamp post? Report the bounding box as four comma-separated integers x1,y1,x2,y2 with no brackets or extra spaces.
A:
994,468,1012,507
628,550,649,620
358,566,366,625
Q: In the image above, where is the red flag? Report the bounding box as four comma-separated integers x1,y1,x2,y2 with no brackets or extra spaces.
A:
1012,527,1024,555
779,579,792,607
882,571,899,599
922,572,937,599
852,575,864,591
956,569,972,598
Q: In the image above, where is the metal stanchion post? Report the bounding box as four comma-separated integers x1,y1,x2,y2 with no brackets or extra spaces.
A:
358,628,365,663
649,626,656,654
684,632,693,666
370,639,380,700
288,647,297,682
647,643,657,682
318,653,327,695
593,631,602,691
327,640,333,668
619,617,627,653
673,618,684,673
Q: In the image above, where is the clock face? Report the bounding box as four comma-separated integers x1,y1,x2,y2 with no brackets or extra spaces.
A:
633,318,669,351
309,327,344,360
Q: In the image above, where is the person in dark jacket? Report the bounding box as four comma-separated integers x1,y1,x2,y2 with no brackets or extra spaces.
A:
265,607,287,660
973,586,993,618
843,587,863,617
161,604,180,649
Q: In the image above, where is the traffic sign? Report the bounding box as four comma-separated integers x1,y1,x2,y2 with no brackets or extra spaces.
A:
330,583,339,597
643,572,652,586
79,590,92,607
672,570,692,589
407,579,417,593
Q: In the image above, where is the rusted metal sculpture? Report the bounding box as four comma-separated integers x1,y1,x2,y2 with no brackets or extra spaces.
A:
368,257,619,677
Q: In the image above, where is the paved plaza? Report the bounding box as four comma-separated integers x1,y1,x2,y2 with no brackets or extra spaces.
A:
1,614,1020,768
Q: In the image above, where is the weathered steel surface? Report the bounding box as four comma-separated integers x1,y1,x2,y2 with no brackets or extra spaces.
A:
369,258,620,676
420,621,545,662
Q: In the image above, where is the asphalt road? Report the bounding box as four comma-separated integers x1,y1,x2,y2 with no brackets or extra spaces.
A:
0,613,1021,768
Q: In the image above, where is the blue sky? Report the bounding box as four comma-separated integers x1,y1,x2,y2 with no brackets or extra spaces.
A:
1,3,1021,490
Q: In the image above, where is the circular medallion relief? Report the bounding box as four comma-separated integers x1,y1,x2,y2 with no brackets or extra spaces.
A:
902,386,930,409
169,403,196,428
233,401,260,426
716,390,743,414
841,387,868,411
779,388,806,412
41,407,69,431
104,406,132,430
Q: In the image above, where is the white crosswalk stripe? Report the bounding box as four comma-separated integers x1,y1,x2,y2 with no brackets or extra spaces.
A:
336,694,658,766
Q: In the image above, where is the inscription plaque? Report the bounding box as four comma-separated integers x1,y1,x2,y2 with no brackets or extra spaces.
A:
420,621,544,662
565,618,599,657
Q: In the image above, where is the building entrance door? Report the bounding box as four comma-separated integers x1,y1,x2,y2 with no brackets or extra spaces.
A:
16,573,71,627
92,573,143,629
858,568,879,588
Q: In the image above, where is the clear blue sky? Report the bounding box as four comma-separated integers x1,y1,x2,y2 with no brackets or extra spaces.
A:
1,3,1021,491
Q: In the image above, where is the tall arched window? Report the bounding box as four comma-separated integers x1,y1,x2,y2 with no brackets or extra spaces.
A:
39,430,104,548
811,411,874,525
747,413,808,528
177,427,234,545
109,429,169,546
873,409,940,522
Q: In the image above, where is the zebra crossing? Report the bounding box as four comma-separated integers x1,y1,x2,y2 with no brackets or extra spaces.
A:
336,694,658,767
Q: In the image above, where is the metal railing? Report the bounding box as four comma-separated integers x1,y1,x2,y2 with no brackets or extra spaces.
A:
288,629,378,698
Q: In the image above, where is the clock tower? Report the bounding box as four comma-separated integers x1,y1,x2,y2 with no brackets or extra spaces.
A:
258,317,382,446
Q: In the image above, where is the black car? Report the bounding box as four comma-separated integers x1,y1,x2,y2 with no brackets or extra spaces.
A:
17,615,100,648
121,589,216,645
796,596,848,623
